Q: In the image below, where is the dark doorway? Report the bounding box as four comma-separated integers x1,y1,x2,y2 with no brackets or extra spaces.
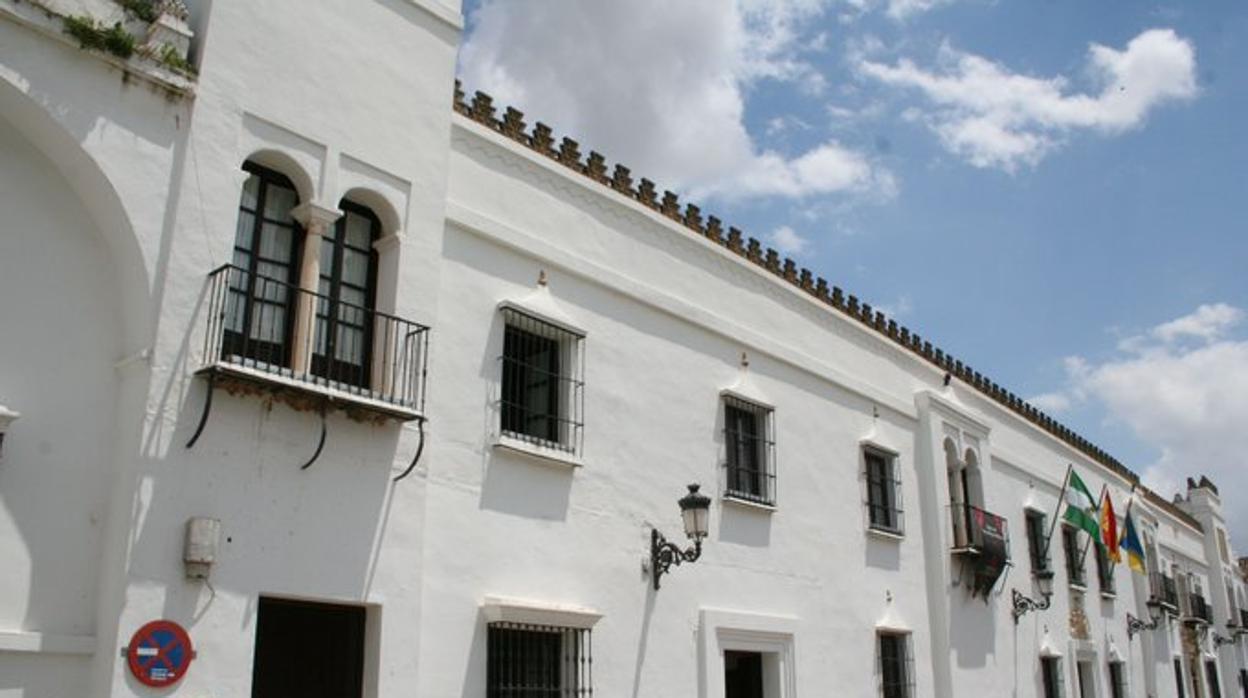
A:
251,597,366,698
725,650,763,698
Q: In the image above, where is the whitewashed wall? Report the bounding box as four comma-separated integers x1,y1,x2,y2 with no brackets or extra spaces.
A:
0,1,1243,697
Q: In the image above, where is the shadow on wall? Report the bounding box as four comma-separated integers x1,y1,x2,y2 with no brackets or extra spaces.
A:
947,585,999,669
719,504,773,548
865,535,902,571
0,68,172,695
480,450,574,521
0,108,125,691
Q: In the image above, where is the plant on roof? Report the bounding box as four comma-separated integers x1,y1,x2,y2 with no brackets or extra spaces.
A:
62,16,136,60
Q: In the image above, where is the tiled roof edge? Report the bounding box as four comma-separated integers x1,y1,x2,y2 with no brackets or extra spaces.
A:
451,82,1201,534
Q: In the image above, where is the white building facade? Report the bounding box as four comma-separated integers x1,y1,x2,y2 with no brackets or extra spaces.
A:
1,2,1246,697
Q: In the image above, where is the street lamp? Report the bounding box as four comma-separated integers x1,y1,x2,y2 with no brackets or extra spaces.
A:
1128,601,1164,639
650,484,711,590
1012,570,1055,624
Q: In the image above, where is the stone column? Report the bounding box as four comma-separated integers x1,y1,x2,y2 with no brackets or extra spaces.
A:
290,202,342,377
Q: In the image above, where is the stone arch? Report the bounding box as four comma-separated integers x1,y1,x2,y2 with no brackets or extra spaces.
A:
340,186,402,237
0,76,149,343
241,148,316,204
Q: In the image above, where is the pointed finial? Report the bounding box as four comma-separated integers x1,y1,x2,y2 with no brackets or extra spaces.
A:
740,351,749,369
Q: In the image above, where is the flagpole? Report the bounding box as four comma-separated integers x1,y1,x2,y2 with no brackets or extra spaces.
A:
1079,484,1108,570
1042,463,1074,561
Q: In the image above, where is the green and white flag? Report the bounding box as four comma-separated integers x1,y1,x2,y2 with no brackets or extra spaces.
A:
1063,469,1101,540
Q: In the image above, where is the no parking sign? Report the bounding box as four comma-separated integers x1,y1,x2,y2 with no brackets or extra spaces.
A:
126,620,195,688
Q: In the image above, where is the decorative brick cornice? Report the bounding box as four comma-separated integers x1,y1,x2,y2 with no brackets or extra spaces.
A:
452,80,1199,532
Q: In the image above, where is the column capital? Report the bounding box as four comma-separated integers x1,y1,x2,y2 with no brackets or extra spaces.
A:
291,201,342,232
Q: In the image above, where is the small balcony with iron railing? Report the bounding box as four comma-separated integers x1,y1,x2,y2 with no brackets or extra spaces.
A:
1186,593,1212,625
949,503,1010,556
197,264,429,421
1150,573,1179,613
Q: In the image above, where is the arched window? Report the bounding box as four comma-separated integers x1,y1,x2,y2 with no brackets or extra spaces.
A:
312,201,380,389
225,162,302,367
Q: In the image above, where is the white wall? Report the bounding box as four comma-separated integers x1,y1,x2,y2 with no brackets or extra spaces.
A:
2,1,1244,696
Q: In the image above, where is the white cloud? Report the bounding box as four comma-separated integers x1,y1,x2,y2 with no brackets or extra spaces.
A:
884,0,956,20
766,226,811,255
856,29,1198,171
459,1,893,203
877,294,914,319
1151,302,1242,344
1040,304,1248,541
1028,391,1072,414
839,0,957,22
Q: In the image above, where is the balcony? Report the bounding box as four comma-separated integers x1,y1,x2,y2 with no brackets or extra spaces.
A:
950,503,1010,555
198,265,429,421
1150,573,1179,612
1187,593,1212,624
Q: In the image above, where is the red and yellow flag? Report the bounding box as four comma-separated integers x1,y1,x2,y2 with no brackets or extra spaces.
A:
1101,492,1120,563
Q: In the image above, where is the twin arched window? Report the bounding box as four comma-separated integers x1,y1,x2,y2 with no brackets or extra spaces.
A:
226,161,381,389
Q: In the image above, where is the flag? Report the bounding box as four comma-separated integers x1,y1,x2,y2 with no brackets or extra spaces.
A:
1063,469,1101,541
1120,510,1146,574
1101,491,1120,563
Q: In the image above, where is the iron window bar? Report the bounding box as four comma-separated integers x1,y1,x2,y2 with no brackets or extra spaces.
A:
722,394,776,506
1062,527,1086,587
498,308,585,456
1041,657,1065,698
1094,543,1115,593
486,622,592,697
1025,510,1052,575
864,448,904,535
878,632,915,698
199,264,430,415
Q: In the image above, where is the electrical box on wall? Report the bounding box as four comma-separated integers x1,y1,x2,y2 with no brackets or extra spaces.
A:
184,517,221,580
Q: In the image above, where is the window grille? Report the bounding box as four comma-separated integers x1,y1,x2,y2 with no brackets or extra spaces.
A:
1174,657,1186,698
487,622,592,697
1205,660,1223,698
1108,661,1127,698
877,632,914,698
1062,527,1085,587
722,395,775,506
1095,542,1114,593
1041,657,1064,698
1025,510,1050,575
499,309,585,454
864,448,903,534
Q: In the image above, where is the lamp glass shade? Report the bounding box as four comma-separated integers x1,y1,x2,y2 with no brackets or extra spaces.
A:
678,484,711,540
1035,570,1055,598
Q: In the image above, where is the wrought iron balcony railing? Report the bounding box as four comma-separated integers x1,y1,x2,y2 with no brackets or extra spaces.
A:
1150,573,1179,611
949,503,1010,556
199,264,429,419
1188,593,1212,623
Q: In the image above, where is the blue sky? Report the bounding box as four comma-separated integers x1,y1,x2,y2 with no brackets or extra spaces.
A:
457,1,1248,542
